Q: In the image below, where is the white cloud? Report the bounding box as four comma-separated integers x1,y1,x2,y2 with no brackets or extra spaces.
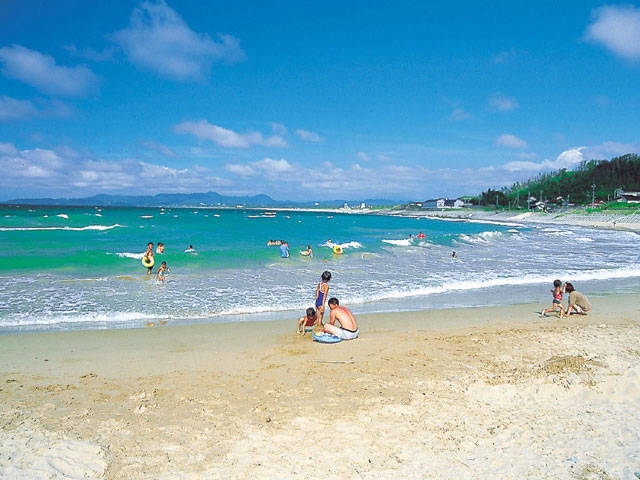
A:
251,157,294,173
502,147,585,173
491,48,518,64
295,129,323,142
0,45,100,97
141,140,178,158
448,107,471,122
0,96,74,121
585,141,638,158
112,0,246,81
496,134,527,149
357,152,371,162
0,142,19,156
225,163,256,176
0,95,37,120
585,5,640,60
489,94,519,112
224,158,294,180
2,138,636,202
174,120,287,148
0,145,227,199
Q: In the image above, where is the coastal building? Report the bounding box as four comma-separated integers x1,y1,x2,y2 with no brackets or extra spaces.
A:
422,198,465,209
616,190,640,203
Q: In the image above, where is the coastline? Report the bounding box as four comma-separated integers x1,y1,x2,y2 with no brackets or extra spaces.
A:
382,206,640,232
2,294,639,479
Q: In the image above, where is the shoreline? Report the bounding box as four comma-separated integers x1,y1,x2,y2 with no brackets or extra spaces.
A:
1,293,639,478
383,207,640,232
2,205,638,337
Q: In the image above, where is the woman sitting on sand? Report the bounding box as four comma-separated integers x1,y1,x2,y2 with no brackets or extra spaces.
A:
562,282,592,317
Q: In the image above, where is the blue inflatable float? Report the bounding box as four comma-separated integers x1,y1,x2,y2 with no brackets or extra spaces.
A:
312,332,342,343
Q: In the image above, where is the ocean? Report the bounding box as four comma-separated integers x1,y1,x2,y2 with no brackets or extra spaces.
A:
1,204,639,333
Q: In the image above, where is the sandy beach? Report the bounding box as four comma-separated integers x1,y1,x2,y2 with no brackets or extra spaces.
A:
1,292,639,479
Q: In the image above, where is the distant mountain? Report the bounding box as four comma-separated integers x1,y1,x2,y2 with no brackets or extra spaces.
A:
2,191,404,208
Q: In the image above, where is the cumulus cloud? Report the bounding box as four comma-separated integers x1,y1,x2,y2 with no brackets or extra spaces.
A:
295,129,323,142
225,163,256,176
496,134,527,149
489,94,519,112
112,0,246,81
3,137,636,202
500,141,638,176
0,45,100,97
501,147,587,173
252,157,294,173
0,144,229,199
585,5,640,60
225,157,294,178
174,120,287,148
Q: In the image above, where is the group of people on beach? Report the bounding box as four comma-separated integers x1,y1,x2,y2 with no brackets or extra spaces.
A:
296,270,359,340
541,279,592,318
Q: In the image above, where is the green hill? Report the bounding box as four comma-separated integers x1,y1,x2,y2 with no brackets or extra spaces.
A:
475,153,640,209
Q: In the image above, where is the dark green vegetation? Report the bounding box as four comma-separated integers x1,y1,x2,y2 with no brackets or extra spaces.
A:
475,154,640,210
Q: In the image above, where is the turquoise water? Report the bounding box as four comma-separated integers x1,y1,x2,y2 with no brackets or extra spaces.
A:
1,205,639,333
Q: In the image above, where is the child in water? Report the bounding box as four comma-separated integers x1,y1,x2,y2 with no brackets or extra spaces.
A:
155,261,170,283
297,307,317,335
541,279,563,317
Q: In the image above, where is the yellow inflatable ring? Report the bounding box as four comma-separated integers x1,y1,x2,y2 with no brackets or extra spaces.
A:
142,256,155,268
332,245,343,254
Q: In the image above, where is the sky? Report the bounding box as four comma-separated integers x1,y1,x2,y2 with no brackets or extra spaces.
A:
1,0,639,202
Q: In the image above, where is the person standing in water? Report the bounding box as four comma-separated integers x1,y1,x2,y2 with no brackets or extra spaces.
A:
155,261,170,283
143,242,154,275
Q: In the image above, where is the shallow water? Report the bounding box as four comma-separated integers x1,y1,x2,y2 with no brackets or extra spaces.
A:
1,205,638,333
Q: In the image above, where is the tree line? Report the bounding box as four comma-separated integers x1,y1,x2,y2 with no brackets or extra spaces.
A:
473,153,640,208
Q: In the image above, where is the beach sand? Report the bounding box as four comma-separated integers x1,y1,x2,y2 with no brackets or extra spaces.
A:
1,294,639,479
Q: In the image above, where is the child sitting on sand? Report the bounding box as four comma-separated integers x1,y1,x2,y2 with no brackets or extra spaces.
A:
297,307,317,335
540,279,563,317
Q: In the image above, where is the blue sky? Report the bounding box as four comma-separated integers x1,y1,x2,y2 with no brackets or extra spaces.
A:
1,1,639,202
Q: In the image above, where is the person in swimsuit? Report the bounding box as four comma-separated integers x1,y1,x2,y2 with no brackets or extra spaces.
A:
143,242,154,275
297,307,316,335
155,261,169,282
323,297,359,340
541,279,563,317
314,271,331,330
